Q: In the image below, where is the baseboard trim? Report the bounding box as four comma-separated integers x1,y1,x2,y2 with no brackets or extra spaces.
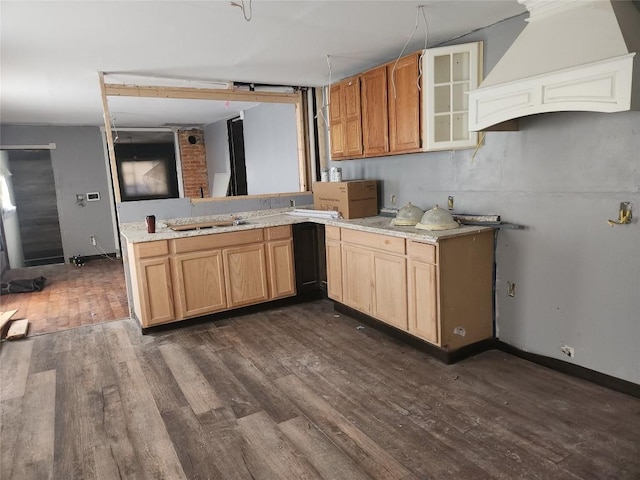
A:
333,302,496,365
331,303,640,397
141,290,327,335
496,341,640,398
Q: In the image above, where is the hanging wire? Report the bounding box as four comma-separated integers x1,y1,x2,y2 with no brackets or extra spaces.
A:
316,55,333,128
230,0,252,22
391,5,429,99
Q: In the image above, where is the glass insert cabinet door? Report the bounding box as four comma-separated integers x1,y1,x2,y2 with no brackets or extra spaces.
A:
422,41,482,151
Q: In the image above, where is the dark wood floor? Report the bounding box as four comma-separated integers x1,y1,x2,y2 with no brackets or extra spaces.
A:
1,300,638,479
0,258,128,335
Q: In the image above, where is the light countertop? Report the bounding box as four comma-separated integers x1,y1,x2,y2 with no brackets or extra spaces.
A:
119,207,493,245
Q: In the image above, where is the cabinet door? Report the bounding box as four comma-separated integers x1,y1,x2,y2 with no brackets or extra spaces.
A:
361,66,389,156
223,243,269,308
423,42,482,151
267,239,296,300
172,250,227,318
372,252,408,330
343,76,364,158
326,240,343,302
388,52,421,153
137,257,175,326
407,259,439,344
329,82,346,159
341,244,373,314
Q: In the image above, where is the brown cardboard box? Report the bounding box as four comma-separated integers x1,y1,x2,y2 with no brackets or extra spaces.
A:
312,180,378,219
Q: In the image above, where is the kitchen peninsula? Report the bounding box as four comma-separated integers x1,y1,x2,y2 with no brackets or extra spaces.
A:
121,208,494,362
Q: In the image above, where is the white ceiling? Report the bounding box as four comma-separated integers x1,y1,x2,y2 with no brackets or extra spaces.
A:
0,0,526,128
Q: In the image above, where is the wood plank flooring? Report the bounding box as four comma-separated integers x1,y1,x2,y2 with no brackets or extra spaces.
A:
1,258,128,335
1,299,638,479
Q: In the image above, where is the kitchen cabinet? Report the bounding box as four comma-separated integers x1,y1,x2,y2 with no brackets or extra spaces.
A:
327,226,493,353
325,226,343,302
422,41,482,151
131,241,174,327
128,227,296,328
388,52,421,153
339,229,408,330
224,243,269,308
330,53,421,160
330,76,363,160
407,242,438,344
266,225,296,300
361,65,389,156
172,249,226,318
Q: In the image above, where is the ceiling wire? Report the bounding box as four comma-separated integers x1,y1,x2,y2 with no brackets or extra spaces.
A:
316,55,332,128
391,5,429,99
230,0,253,22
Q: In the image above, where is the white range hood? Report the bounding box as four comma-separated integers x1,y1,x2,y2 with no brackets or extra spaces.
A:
468,0,640,131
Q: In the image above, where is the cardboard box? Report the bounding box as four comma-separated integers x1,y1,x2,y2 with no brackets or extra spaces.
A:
313,180,378,219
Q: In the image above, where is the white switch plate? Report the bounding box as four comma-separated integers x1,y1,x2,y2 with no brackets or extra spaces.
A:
86,192,100,201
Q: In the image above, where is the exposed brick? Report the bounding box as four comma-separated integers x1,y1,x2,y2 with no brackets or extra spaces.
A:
177,129,209,198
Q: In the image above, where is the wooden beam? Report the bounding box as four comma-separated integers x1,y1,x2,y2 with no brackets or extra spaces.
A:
99,73,122,203
104,83,300,104
294,91,308,192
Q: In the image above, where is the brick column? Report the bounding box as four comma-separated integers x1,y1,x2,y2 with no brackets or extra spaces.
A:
177,129,209,198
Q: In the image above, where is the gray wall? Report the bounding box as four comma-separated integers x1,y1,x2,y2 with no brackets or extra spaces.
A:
243,103,299,195
0,126,117,261
203,119,231,195
331,15,640,384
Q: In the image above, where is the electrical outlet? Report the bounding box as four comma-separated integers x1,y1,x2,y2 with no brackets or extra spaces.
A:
90,235,96,246
560,345,575,358
507,281,516,297
448,196,454,210
390,194,396,205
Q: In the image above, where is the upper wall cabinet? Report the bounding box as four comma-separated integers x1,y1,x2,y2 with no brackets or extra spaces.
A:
328,42,482,160
330,75,364,160
331,53,421,161
422,42,483,151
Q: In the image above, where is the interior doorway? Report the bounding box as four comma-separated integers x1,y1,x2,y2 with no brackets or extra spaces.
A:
227,117,248,196
3,149,64,267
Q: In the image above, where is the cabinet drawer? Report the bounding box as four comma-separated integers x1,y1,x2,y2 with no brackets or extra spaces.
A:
341,228,405,254
266,225,291,241
135,240,169,259
407,241,436,264
172,229,264,254
326,225,341,241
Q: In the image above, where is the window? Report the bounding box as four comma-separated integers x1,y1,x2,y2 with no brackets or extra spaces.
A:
113,132,179,202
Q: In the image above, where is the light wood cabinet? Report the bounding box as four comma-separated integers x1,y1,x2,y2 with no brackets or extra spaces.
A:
407,242,438,344
327,227,493,352
224,243,269,308
388,52,421,153
342,244,374,313
128,226,296,328
330,76,363,160
337,229,408,330
422,41,482,151
329,53,421,160
361,65,389,156
265,228,296,301
325,226,342,302
372,252,407,330
137,256,175,326
172,250,226,318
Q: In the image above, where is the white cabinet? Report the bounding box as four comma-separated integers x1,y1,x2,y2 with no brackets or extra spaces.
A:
422,42,482,151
